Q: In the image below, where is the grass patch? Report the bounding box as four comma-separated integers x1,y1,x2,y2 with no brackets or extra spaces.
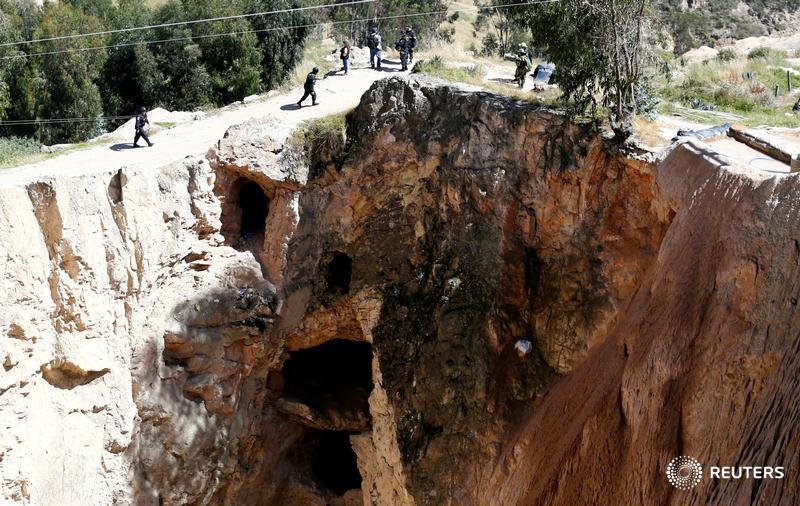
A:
0,136,42,169
655,51,800,126
289,111,350,168
747,46,787,63
412,55,486,83
155,122,176,128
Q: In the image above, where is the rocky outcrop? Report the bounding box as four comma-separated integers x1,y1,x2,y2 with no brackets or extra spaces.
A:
480,140,800,505
276,77,673,503
1,76,798,506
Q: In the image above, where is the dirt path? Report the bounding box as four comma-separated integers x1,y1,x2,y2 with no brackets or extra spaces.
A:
0,65,402,188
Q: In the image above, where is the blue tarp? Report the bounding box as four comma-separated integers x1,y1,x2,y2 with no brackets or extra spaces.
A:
533,63,555,84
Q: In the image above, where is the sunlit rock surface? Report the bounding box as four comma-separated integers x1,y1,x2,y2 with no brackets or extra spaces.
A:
1,77,797,505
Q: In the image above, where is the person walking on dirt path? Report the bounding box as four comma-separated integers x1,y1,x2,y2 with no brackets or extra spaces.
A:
133,107,154,147
405,27,417,63
339,40,352,75
367,26,382,70
395,33,411,71
296,67,320,107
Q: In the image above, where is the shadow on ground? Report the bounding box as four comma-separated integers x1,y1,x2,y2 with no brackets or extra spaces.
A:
110,143,143,151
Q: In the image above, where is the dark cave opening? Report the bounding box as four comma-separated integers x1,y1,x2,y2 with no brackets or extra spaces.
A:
276,340,374,500
311,430,362,494
239,180,269,240
283,428,363,498
324,251,352,296
280,339,373,419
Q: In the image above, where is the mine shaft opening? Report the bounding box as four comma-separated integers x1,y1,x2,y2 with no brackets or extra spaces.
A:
325,251,352,295
280,339,373,425
238,180,269,241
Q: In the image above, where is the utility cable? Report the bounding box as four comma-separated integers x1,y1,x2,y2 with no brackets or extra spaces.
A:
0,11,449,60
0,0,557,60
0,0,377,47
0,0,557,124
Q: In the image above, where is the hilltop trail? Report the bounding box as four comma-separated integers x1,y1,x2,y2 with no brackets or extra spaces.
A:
0,66,394,188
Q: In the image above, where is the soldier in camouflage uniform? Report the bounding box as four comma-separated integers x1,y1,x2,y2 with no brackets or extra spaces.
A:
504,43,531,89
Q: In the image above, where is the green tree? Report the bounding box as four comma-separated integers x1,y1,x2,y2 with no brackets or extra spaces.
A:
98,0,159,121
330,0,447,49
0,0,41,135
0,6,17,121
176,0,263,103
244,0,310,90
510,0,658,140
32,2,108,143
155,33,213,110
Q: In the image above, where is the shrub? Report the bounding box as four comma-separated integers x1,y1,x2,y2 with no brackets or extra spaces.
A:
411,55,485,83
716,48,737,62
481,32,499,56
436,26,455,44
0,136,41,168
747,46,786,61
290,112,348,172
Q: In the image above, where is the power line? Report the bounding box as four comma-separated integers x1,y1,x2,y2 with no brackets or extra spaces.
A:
0,1,557,61
0,0,376,48
0,11,443,60
0,0,558,125
0,115,134,125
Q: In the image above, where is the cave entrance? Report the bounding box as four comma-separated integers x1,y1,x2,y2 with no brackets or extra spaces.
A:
276,339,373,501
282,428,363,500
238,180,269,244
311,430,362,494
280,339,372,429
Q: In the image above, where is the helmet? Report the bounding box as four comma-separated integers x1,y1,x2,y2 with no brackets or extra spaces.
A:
370,26,377,34
137,106,146,114
312,67,319,74
518,42,528,48
344,39,350,46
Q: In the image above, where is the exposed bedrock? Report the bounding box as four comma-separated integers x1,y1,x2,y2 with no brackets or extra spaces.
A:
276,77,672,503
1,76,797,505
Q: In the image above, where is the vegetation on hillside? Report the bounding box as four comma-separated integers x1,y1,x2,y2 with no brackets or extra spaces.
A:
0,0,450,146
655,46,800,125
657,0,800,55
1,0,798,151
0,0,311,143
508,0,664,139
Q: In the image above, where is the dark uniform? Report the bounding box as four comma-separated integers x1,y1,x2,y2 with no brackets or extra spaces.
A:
297,68,319,107
133,109,153,147
367,27,382,69
395,35,411,71
405,27,417,63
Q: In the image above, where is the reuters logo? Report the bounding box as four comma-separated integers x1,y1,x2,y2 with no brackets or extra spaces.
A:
667,456,703,490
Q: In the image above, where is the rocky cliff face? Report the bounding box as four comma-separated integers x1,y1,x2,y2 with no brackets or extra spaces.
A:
1,77,797,505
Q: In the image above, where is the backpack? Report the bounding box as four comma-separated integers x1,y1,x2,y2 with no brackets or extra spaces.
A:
368,33,380,49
